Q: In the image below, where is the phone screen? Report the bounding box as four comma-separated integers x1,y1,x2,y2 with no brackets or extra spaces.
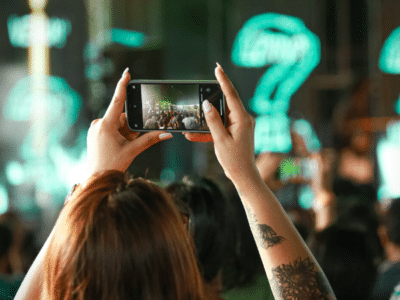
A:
126,80,226,132
276,157,315,181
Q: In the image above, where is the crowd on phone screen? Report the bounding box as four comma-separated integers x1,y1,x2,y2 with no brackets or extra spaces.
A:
144,110,208,131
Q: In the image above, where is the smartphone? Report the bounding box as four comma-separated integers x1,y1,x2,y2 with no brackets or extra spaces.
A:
276,157,316,181
125,80,226,132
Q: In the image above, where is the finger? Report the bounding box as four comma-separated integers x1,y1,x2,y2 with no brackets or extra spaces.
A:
202,100,229,142
88,119,102,136
183,132,213,142
103,68,131,123
90,118,101,127
127,131,173,158
215,63,247,116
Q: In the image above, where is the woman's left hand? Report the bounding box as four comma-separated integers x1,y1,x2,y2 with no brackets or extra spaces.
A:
86,68,173,178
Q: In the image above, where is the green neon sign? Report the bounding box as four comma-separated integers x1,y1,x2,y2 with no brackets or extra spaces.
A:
7,14,71,48
232,13,321,115
232,13,321,153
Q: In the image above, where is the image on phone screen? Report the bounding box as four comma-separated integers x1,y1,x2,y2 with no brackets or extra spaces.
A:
126,80,225,132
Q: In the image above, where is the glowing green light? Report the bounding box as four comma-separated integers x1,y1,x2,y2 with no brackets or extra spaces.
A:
231,13,321,115
0,185,9,214
379,27,400,74
111,28,145,48
395,95,400,115
254,114,292,153
4,76,87,204
299,186,314,209
5,161,25,186
254,115,320,154
377,121,400,200
7,14,71,48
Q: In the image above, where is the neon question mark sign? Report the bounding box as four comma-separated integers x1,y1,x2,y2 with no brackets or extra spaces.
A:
232,13,321,115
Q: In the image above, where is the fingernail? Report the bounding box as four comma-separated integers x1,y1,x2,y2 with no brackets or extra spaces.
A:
216,62,224,72
122,67,129,77
203,100,211,113
159,132,173,140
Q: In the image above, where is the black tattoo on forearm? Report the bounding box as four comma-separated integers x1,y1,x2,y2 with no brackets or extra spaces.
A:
244,206,285,249
270,257,332,300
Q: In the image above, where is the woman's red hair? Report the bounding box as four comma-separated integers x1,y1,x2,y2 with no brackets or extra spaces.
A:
43,170,220,300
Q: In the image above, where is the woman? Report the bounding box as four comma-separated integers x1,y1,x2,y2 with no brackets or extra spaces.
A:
15,65,336,299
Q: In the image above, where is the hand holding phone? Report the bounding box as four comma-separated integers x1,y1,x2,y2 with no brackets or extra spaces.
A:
86,69,173,178
125,80,226,132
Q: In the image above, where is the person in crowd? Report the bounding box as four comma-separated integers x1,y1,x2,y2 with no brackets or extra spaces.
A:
0,223,14,299
143,115,158,129
166,176,239,293
182,112,198,130
14,64,336,300
0,221,24,300
0,212,26,276
308,216,379,300
371,198,400,299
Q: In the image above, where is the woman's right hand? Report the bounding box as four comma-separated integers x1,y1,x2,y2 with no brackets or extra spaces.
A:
185,64,257,181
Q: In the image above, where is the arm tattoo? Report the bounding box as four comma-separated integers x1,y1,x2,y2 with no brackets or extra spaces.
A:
270,257,333,300
244,206,285,249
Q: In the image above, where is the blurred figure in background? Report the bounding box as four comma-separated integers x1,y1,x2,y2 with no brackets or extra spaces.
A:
167,176,238,292
0,223,15,299
0,214,29,299
372,198,400,299
332,78,377,206
309,217,379,300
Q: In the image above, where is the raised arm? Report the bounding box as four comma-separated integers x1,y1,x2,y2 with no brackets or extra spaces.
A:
185,64,336,299
14,69,172,300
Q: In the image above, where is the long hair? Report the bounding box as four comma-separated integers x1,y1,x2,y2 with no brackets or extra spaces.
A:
43,170,220,300
166,176,238,291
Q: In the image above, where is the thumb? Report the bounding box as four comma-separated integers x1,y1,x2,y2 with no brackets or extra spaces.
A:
202,100,229,142
125,131,173,159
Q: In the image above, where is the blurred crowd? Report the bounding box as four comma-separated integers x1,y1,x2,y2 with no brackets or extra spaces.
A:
144,110,207,131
